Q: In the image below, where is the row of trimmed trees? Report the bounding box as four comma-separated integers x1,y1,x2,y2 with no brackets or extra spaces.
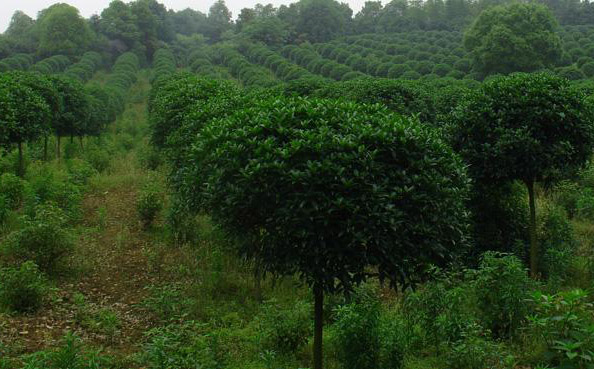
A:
150,71,594,368
281,44,365,81
238,42,322,81
211,45,279,87
0,52,139,176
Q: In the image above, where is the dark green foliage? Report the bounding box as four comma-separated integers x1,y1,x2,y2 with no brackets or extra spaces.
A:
0,261,48,313
539,204,577,282
2,203,73,274
149,73,239,148
0,73,51,150
137,183,163,229
32,55,72,74
450,72,594,185
405,269,475,348
334,289,381,369
471,252,534,339
188,96,470,292
313,78,436,124
64,52,102,82
468,182,529,258
528,289,594,368
258,300,312,353
0,173,25,209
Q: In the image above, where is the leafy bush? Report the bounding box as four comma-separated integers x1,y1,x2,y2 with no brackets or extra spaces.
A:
84,147,111,173
141,322,226,369
67,159,98,186
258,300,312,353
25,165,83,221
0,173,24,209
2,203,73,274
137,183,163,229
0,195,8,224
405,269,475,348
577,189,594,221
446,322,511,369
0,261,48,313
527,289,594,369
471,252,534,339
334,290,381,369
20,332,113,369
63,141,80,160
539,204,577,282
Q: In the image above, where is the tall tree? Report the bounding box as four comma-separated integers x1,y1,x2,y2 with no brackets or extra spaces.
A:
464,3,562,76
449,72,594,277
296,0,352,42
36,4,94,57
189,96,470,369
354,1,383,34
0,73,51,175
206,0,233,42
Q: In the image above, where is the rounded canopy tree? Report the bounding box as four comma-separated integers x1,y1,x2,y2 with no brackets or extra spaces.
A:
0,73,51,175
464,3,562,77
449,72,594,277
189,96,470,369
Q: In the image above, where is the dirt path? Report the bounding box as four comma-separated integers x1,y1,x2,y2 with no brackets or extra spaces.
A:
0,78,158,363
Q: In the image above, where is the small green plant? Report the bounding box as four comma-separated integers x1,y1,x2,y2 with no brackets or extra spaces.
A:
0,261,48,313
0,173,24,209
527,289,594,369
66,159,97,186
2,203,74,274
20,331,113,369
137,184,163,229
63,141,80,160
334,288,381,369
258,299,312,354
0,195,9,224
577,189,594,221
446,322,512,369
471,252,535,339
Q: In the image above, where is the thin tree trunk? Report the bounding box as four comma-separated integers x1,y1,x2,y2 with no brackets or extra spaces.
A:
57,135,61,159
79,136,84,151
313,284,324,369
526,180,538,278
43,136,48,161
17,142,24,177
70,134,74,144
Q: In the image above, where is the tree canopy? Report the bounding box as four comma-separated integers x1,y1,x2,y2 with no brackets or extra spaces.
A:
464,3,562,76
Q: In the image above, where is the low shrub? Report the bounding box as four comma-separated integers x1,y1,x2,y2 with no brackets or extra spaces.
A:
0,261,48,313
0,173,24,209
539,204,577,283
446,322,511,369
66,159,98,186
137,183,163,229
258,299,312,353
2,203,74,274
334,290,381,369
471,252,534,339
526,289,594,369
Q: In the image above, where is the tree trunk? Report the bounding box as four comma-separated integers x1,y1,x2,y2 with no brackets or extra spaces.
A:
79,136,84,151
57,136,61,160
43,136,48,161
313,284,324,369
526,180,538,278
17,142,24,177
70,134,74,144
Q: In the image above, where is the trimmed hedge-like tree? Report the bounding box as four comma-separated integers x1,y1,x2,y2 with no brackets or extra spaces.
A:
188,96,470,369
449,72,594,277
0,73,51,175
